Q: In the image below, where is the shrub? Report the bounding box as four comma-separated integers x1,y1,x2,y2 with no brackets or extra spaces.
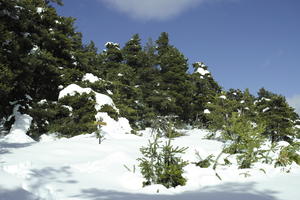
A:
137,133,188,188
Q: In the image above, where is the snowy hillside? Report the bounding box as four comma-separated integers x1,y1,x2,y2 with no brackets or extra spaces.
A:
1,116,300,200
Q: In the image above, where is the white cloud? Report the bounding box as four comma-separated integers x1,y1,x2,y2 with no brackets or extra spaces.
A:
100,0,211,21
287,95,300,115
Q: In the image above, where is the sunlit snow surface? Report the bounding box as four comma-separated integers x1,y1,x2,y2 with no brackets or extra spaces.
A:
1,119,300,199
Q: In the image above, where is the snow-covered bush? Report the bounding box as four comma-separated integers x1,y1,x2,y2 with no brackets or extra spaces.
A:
28,92,97,139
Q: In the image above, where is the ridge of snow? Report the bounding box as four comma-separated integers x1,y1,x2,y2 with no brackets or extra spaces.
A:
105,42,120,48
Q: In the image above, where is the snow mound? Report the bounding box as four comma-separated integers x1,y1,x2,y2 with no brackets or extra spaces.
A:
96,113,132,136
82,73,101,83
2,105,34,144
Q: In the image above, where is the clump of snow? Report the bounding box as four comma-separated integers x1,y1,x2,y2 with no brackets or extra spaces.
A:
194,62,210,76
2,105,34,144
219,95,227,99
261,97,271,101
204,109,211,114
105,42,119,47
262,107,270,113
195,67,210,76
107,90,113,95
36,7,44,14
117,73,123,77
82,73,101,83
61,105,72,112
30,45,39,54
37,99,47,105
240,100,245,104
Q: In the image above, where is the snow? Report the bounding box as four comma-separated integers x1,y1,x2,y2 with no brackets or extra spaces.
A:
219,95,227,100
95,113,132,136
1,126,300,200
1,105,34,144
107,90,113,95
195,68,210,76
37,99,47,105
117,73,123,77
261,97,271,101
36,7,44,14
262,107,270,113
62,105,73,112
105,42,120,49
204,109,211,114
82,73,101,83
30,45,39,54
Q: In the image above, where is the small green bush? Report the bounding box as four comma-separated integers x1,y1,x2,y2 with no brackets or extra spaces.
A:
138,133,188,188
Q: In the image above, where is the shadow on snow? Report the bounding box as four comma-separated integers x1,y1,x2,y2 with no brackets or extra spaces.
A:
0,187,39,200
0,141,35,155
72,182,280,200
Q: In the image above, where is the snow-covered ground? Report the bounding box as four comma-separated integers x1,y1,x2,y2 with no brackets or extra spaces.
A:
1,116,300,200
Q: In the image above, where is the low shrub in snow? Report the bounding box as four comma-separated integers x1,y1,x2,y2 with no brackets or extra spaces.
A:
138,132,188,188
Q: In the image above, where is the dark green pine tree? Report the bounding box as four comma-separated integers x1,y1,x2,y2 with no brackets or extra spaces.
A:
0,0,103,136
256,88,299,142
189,62,221,125
150,32,193,122
122,34,144,68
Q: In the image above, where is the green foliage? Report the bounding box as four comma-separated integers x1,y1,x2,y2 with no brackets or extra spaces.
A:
150,116,183,138
28,92,97,140
194,153,215,168
255,90,299,142
138,133,188,188
221,113,267,168
99,104,119,121
275,143,300,167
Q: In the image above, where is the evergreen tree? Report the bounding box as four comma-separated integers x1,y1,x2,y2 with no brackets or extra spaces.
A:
151,32,192,121
122,34,144,69
256,89,299,142
189,62,221,124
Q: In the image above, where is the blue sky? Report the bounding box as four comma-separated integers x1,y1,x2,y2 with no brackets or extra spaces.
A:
54,0,300,111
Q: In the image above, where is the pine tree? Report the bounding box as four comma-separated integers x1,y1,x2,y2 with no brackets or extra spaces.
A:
122,34,144,69
151,32,192,121
189,62,221,124
256,90,299,142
